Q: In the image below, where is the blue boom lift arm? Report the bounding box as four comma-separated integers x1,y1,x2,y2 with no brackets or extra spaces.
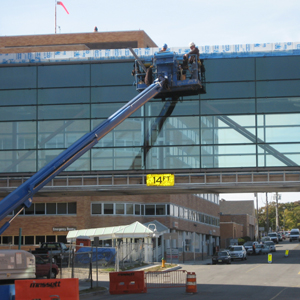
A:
0,77,165,235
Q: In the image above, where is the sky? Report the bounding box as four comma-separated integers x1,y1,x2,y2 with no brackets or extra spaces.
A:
1,0,300,47
1,0,300,205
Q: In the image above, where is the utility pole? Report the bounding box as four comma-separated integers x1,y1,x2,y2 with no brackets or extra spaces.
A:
266,193,269,233
275,192,279,232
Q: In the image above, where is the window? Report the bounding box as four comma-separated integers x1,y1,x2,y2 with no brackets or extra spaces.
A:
25,205,34,215
46,236,56,242
145,205,155,215
14,236,23,245
156,205,165,215
126,204,133,215
2,236,12,244
115,204,124,214
57,203,67,214
92,203,102,215
57,236,67,243
36,236,45,244
47,203,56,214
68,202,77,214
25,236,34,245
135,204,140,215
103,204,114,214
35,203,45,215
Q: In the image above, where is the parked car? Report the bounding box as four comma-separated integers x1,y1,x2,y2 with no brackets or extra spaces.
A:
289,228,300,242
228,245,247,261
268,232,279,244
212,251,231,265
263,241,276,252
247,243,270,255
35,255,59,279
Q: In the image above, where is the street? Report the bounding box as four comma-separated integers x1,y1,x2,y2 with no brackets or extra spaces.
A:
80,240,300,300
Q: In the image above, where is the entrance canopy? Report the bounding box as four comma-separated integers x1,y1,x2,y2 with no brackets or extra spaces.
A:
66,220,169,243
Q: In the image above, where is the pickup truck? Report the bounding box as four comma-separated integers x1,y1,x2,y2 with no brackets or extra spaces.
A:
289,229,300,242
31,242,70,265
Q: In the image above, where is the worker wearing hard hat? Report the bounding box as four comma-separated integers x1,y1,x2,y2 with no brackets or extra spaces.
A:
184,42,201,79
159,44,168,52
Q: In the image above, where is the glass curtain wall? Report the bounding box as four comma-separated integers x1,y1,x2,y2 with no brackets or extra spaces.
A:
0,56,300,173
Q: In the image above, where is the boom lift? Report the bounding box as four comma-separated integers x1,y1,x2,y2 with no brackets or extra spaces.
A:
0,50,206,235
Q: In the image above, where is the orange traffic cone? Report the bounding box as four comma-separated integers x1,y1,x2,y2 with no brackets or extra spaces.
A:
186,272,197,294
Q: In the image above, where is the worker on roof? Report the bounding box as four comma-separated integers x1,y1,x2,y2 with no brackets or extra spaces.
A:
159,43,168,52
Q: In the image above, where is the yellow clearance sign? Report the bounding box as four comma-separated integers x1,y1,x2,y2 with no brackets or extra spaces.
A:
146,174,175,186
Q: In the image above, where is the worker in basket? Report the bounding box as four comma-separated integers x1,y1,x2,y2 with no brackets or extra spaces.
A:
184,42,201,79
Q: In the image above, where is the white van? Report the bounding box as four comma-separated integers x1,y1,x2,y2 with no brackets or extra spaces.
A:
0,250,36,281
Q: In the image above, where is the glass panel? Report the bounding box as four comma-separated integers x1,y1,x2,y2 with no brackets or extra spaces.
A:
145,116,200,146
68,202,76,214
126,204,133,215
156,205,165,215
38,88,90,104
46,236,56,242
0,66,36,89
0,150,36,173
0,106,36,121
205,58,255,82
92,118,143,148
14,236,23,245
35,203,45,215
57,203,67,214
0,90,36,106
2,236,13,244
47,203,56,214
201,145,256,168
145,205,155,215
258,143,300,167
115,204,124,214
25,205,34,215
0,122,36,150
134,204,140,215
38,120,89,149
146,146,200,169
256,56,300,80
201,99,255,115
91,86,138,103
38,64,90,88
91,62,133,86
201,115,256,144
257,97,300,113
91,103,142,118
57,236,67,243
38,104,89,120
256,80,300,98
201,82,255,99
25,236,34,245
92,203,102,214
145,100,199,117
103,204,113,214
92,148,143,171
257,114,300,143
36,236,45,244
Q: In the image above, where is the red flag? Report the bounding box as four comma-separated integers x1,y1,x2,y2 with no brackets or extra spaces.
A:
57,1,69,14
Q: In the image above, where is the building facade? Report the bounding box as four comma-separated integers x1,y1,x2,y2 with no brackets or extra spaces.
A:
0,34,300,260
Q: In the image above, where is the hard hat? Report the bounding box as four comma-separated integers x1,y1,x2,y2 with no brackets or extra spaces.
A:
189,42,195,47
163,43,168,49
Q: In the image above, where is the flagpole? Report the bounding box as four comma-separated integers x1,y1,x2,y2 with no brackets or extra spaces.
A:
55,0,57,34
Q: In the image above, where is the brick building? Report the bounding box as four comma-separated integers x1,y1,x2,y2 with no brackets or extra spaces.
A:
219,200,257,248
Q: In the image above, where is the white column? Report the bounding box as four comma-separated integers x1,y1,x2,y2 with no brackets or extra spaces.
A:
155,237,158,262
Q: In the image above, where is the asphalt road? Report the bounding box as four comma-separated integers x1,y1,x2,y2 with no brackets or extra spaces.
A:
80,240,300,300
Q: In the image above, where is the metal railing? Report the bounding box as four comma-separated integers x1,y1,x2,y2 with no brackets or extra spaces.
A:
146,270,187,288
